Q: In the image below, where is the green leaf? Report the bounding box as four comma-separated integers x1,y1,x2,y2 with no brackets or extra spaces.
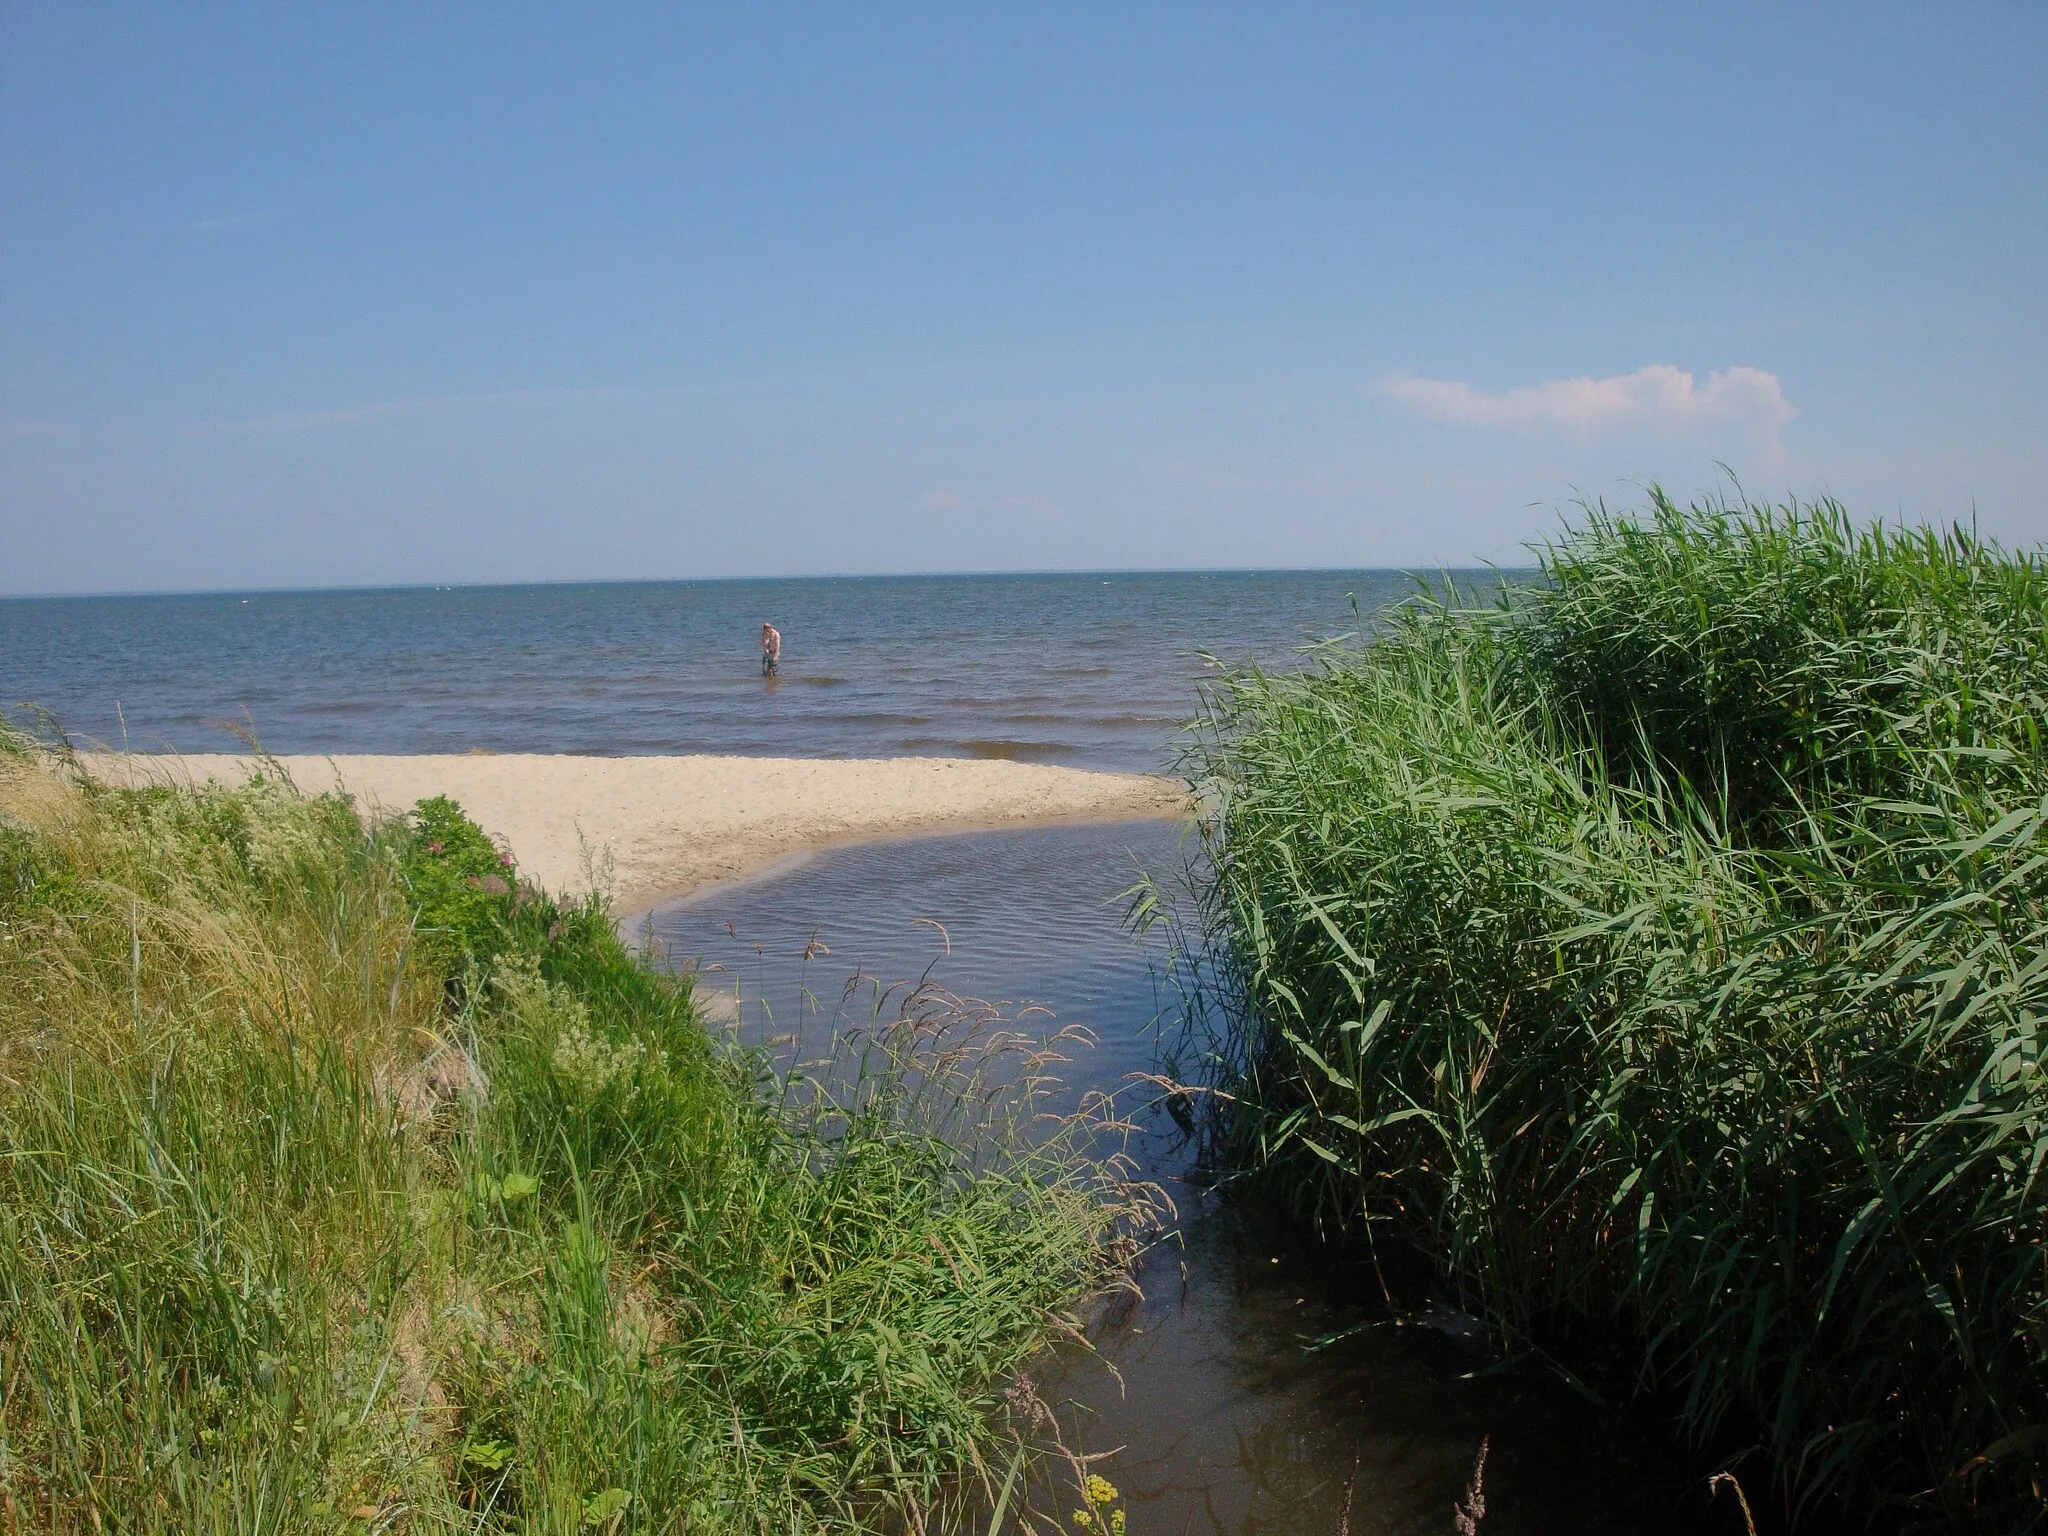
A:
463,1438,514,1471
582,1487,632,1526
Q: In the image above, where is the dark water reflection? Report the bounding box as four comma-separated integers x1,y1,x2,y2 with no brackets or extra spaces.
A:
644,821,1728,1536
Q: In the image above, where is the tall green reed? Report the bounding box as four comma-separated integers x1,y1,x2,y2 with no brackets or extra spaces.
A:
1180,491,2048,1528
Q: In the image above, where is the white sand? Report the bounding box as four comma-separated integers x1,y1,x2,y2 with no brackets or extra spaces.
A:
88,753,1188,916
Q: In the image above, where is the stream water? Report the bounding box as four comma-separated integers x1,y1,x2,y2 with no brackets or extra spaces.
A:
645,820,1733,1536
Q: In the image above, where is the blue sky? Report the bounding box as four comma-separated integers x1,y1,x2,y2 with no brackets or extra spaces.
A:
2,3,2043,595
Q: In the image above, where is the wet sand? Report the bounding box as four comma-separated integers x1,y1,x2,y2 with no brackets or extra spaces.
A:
84,752,1188,914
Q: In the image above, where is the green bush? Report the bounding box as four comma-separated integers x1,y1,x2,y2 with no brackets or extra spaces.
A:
1184,491,2048,1528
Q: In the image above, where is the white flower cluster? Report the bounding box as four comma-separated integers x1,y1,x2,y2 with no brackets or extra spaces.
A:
550,1017,647,1095
494,950,654,1095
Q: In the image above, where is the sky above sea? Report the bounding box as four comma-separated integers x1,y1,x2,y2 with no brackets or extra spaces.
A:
2,5,2044,596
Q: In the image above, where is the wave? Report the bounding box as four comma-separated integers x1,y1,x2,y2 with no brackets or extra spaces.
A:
995,712,1177,727
900,736,1082,764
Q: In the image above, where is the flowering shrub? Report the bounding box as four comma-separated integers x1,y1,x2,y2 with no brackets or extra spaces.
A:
398,794,517,973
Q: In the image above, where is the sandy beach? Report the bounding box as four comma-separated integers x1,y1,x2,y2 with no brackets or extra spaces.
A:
86,752,1188,916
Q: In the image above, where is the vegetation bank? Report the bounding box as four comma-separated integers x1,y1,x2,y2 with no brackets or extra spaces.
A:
0,735,1128,1532
1184,492,2048,1528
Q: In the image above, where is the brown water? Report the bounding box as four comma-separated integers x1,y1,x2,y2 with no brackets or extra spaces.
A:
644,820,1737,1535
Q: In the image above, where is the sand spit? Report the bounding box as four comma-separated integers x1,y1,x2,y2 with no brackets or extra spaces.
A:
85,752,1189,916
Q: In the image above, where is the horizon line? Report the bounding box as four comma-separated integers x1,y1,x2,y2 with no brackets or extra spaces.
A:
0,562,1538,604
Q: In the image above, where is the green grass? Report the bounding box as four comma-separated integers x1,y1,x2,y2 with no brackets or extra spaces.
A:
1178,490,2048,1528
0,736,1133,1532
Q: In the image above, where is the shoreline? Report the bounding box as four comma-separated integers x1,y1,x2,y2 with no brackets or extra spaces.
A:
84,751,1190,915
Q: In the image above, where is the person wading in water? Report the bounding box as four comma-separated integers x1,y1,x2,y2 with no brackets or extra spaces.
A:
760,621,782,676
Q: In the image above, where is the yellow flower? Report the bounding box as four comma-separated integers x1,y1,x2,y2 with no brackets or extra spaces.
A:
1084,1474,1119,1508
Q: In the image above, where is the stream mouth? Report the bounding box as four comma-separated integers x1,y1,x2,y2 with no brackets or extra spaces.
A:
645,820,1722,1535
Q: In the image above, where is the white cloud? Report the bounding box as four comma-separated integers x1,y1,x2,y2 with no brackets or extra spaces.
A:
1379,364,1795,437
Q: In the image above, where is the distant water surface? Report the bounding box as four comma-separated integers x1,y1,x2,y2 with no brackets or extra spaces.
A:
0,570,1487,771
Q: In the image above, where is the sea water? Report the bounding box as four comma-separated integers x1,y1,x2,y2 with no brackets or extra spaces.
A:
1,569,1441,767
